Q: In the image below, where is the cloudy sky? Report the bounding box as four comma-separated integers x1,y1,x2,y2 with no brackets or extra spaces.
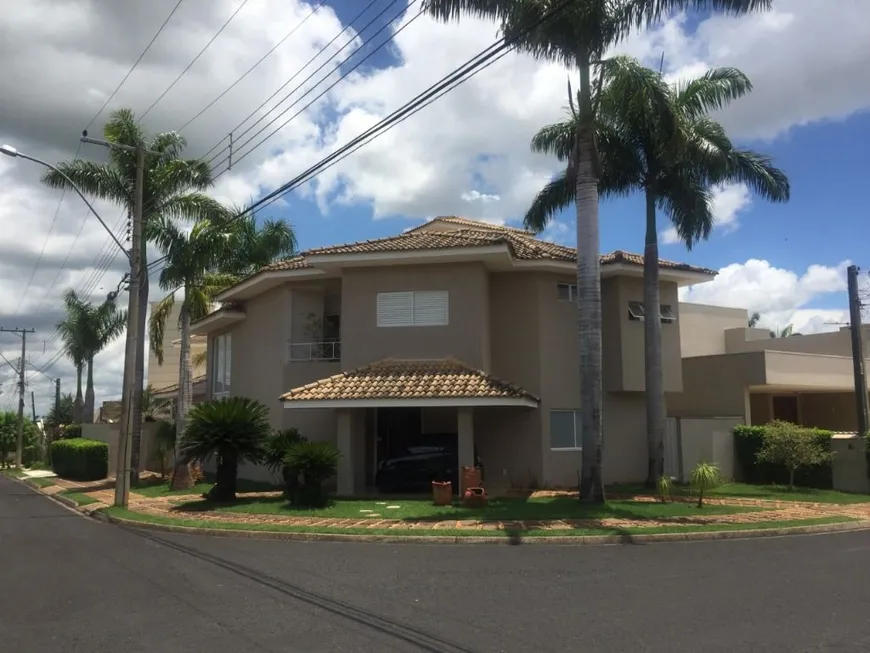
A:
1,0,868,415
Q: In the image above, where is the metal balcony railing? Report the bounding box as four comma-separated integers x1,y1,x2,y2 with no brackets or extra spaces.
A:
287,340,341,362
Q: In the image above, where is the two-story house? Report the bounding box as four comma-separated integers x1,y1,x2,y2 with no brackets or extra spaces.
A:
148,300,208,406
191,216,716,493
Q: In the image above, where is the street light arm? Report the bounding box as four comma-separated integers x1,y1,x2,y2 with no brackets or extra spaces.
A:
15,151,132,263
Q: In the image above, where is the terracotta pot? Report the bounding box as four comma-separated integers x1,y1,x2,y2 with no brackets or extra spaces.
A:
461,466,482,495
462,486,488,509
432,480,453,506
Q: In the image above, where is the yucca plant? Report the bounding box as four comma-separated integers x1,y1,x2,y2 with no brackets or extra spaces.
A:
284,440,340,507
656,474,673,503
264,428,307,496
179,397,271,502
691,462,721,508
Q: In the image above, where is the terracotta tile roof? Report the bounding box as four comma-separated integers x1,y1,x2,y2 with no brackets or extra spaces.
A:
230,217,715,295
405,215,536,236
280,358,539,403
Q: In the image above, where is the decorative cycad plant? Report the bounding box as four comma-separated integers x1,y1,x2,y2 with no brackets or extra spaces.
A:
691,462,721,508
264,428,307,496
179,397,271,502
656,474,673,503
284,440,340,507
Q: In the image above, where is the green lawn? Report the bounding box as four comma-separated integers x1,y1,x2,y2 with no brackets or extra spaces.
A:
169,494,762,522
610,482,870,505
0,468,25,479
105,507,859,539
28,477,57,489
61,491,98,507
132,477,279,498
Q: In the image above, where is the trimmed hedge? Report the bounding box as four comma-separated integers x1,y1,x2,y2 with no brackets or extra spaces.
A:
734,424,834,489
61,424,82,439
51,438,108,481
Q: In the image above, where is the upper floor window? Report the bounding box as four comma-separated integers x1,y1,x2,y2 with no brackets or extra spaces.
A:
557,283,578,302
628,301,676,324
377,291,449,327
212,334,231,397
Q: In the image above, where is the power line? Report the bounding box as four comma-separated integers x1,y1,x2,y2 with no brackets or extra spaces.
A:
86,0,186,130
144,0,570,273
209,1,421,175
177,0,329,134
199,0,383,163
138,0,252,122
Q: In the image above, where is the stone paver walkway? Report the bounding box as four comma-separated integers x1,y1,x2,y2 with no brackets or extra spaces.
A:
36,476,870,533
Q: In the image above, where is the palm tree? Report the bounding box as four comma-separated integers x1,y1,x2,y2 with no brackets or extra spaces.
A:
772,324,795,338
423,0,774,503
56,291,88,423
42,108,227,481
46,393,74,427
748,312,761,327
147,214,296,489
526,58,789,488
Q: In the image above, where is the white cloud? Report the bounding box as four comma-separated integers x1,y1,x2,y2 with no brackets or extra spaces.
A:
680,258,852,334
1,0,868,411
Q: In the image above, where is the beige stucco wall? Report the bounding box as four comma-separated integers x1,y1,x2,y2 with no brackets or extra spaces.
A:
667,352,765,420
613,276,683,393
678,417,741,482
831,435,870,494
679,303,748,357
340,263,490,371
81,422,163,477
725,325,870,357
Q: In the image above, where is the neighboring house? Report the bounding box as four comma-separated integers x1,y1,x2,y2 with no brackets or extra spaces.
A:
191,216,716,492
670,302,870,433
148,300,208,407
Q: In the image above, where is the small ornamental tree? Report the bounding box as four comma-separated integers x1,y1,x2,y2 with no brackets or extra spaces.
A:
756,420,836,490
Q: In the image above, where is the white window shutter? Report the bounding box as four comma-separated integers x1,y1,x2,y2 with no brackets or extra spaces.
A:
377,292,413,327
412,291,448,326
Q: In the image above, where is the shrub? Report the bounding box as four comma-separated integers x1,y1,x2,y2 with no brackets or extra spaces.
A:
153,420,176,479
656,474,673,503
179,397,272,502
734,423,834,488
0,412,41,468
284,441,340,507
61,424,82,439
51,438,108,481
264,428,307,497
756,420,836,490
691,461,721,507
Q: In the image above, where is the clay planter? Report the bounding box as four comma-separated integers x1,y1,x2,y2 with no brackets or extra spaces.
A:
461,466,482,495
432,480,453,506
462,486,488,509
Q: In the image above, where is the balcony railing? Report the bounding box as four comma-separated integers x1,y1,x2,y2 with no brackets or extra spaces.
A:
287,340,341,362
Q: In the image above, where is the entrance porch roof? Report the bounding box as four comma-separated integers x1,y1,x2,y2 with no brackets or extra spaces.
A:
280,358,539,409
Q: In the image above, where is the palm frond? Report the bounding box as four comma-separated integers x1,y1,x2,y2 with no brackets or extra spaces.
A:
530,119,575,160
675,67,752,120
655,170,715,250
523,172,574,233
148,292,177,366
41,161,130,204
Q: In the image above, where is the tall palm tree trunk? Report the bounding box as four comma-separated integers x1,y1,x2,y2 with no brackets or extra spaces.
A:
74,365,84,424
170,298,195,490
643,189,665,487
84,356,95,424
130,251,149,484
575,57,605,505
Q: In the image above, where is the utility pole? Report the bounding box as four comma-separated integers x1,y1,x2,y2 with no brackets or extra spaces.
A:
847,265,869,437
30,391,36,422
0,327,35,468
81,135,156,508
55,378,61,425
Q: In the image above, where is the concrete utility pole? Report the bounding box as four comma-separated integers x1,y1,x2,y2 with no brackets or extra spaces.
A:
82,136,155,508
847,265,869,437
0,327,35,468
30,391,36,422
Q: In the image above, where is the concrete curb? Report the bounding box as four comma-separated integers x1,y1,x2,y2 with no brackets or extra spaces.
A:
102,511,870,546
11,475,85,513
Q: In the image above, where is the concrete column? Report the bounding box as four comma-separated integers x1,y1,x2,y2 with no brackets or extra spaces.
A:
457,406,475,471
336,409,355,496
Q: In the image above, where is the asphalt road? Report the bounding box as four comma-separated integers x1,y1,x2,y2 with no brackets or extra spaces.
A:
3,475,870,652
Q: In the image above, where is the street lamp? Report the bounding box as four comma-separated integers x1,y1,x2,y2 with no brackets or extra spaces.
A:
0,144,131,262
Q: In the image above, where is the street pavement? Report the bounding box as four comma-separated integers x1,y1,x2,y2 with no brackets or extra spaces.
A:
2,474,870,652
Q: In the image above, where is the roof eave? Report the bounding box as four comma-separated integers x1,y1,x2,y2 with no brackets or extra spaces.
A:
190,309,246,336
280,396,539,408
215,268,325,302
